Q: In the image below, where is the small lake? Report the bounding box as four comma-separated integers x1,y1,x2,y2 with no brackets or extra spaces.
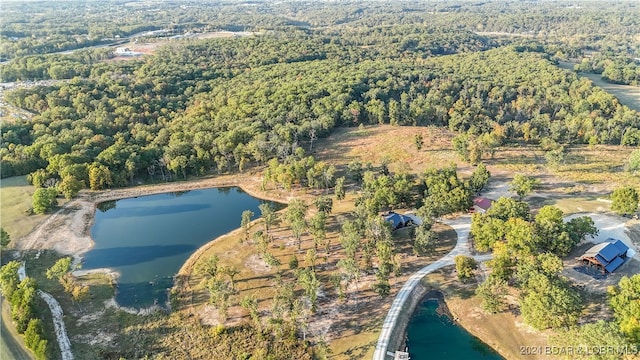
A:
406,298,503,359
86,187,282,309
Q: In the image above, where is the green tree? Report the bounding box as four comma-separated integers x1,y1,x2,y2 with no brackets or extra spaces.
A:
32,187,57,214
88,162,113,190
258,203,277,235
452,133,470,162
626,149,640,173
1,228,10,248
610,186,639,216
315,195,333,214
486,197,530,221
0,261,21,299
286,199,308,251
414,133,424,150
510,174,538,199
23,318,49,360
240,210,254,242
468,163,490,194
196,255,219,279
608,274,640,343
454,255,477,282
413,223,437,256
57,175,83,199
520,274,582,329
334,176,346,200
475,275,508,313
551,321,630,360
46,257,72,280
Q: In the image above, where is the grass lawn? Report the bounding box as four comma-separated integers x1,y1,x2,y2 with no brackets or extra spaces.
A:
0,176,44,241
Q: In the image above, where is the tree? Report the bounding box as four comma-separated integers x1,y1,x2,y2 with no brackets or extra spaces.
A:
334,176,346,200
454,255,477,282
240,210,254,242
24,318,49,360
88,162,112,190
46,257,72,280
258,203,277,235
468,163,490,194
57,175,83,199
297,267,320,312
0,261,21,299
520,274,582,329
286,199,308,250
413,223,437,256
626,149,640,173
452,133,470,162
608,274,640,343
309,210,327,251
510,174,537,199
414,133,424,150
32,187,58,214
315,196,333,214
475,275,508,313
610,186,639,216
196,255,219,279
551,321,630,360
1,228,10,248
486,197,530,221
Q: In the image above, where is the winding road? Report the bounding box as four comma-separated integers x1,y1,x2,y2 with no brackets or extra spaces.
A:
372,215,492,360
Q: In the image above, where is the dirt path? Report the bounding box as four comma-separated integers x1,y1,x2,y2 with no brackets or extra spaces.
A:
38,291,73,360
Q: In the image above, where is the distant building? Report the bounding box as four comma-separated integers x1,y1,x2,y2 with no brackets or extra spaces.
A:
471,197,493,213
115,47,132,54
578,239,630,273
382,211,414,230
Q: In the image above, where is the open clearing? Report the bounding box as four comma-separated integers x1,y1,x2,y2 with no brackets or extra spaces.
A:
557,61,640,112
0,176,55,241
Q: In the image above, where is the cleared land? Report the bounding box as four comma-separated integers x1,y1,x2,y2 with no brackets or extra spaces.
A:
0,176,52,241
557,61,640,112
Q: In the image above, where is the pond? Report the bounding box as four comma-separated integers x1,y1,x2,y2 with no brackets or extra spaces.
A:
85,187,283,309
406,297,503,359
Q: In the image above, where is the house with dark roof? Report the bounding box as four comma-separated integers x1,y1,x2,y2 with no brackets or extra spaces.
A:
578,239,630,273
382,212,414,230
471,197,493,213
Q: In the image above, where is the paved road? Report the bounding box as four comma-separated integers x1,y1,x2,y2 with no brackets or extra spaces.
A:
1,298,34,360
372,215,492,360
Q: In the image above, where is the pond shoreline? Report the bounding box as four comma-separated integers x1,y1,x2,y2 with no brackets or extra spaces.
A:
16,171,295,314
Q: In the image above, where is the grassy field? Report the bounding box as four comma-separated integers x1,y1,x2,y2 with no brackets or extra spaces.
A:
557,61,640,112
0,176,56,243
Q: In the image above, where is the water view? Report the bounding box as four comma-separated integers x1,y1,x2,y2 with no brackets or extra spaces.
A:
86,187,282,308
406,298,503,360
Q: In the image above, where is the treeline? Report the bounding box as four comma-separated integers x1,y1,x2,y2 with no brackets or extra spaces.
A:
0,261,51,360
575,55,640,86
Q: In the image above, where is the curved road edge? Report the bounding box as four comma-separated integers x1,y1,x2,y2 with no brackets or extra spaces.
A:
372,215,492,360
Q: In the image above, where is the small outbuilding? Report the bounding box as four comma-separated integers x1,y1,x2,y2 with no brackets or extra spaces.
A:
471,197,493,213
382,211,414,230
578,239,630,273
